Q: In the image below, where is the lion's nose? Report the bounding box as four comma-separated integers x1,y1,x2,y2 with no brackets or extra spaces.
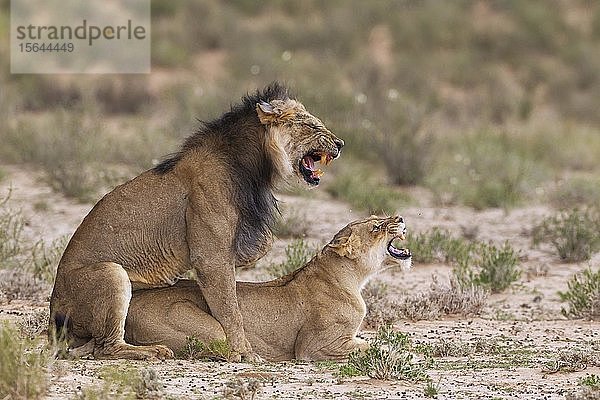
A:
334,138,344,151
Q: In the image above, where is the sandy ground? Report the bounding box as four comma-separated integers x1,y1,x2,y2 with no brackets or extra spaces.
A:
1,164,598,400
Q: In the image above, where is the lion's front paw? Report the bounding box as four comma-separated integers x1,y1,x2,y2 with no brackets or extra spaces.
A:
353,338,370,353
241,351,263,363
153,345,175,360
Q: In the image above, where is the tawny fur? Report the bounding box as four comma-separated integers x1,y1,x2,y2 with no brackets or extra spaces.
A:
49,83,344,361
124,216,412,361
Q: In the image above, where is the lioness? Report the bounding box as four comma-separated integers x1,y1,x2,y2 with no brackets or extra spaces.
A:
124,215,412,361
49,83,344,361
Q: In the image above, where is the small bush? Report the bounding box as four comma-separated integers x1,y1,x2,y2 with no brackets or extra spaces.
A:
0,269,50,302
580,374,600,391
549,176,600,209
178,336,231,361
406,228,520,293
566,375,600,400
424,337,498,358
533,208,600,262
398,276,488,321
266,239,315,278
30,236,69,284
362,281,399,328
339,325,429,381
405,228,473,265
326,164,411,214
424,379,440,398
454,242,521,293
559,267,600,320
223,378,261,400
0,190,25,269
426,131,545,209
18,309,49,339
272,208,309,239
76,366,163,400
0,323,51,400
543,347,600,373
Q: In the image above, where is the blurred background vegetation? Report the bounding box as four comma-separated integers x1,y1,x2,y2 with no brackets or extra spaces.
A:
1,0,599,210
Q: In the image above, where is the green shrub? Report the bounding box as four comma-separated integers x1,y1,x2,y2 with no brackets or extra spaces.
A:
580,374,600,391
272,208,309,239
424,379,440,398
543,347,600,373
0,324,51,400
326,164,411,214
0,269,50,302
405,228,473,265
406,228,520,293
367,97,433,185
0,190,25,269
426,131,545,209
30,236,68,284
567,373,600,400
455,242,521,293
17,309,49,340
549,175,600,209
266,239,315,278
222,378,262,400
339,325,429,381
559,267,600,320
533,208,600,262
75,366,162,400
398,276,488,321
178,336,231,361
362,281,400,328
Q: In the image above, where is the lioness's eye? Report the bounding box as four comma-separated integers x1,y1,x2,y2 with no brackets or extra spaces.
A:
371,224,381,232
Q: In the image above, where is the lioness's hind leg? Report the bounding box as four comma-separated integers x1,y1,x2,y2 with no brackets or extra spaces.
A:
126,296,226,357
68,262,173,360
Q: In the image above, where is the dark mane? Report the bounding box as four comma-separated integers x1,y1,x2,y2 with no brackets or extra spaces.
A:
153,82,292,262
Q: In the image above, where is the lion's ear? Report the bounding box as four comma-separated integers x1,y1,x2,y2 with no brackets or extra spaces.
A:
256,101,280,124
257,100,298,125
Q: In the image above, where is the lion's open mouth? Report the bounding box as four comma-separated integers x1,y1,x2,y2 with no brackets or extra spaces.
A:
299,151,334,186
387,238,411,260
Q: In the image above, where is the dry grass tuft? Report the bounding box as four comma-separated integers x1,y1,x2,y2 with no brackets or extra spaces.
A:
397,276,488,321
0,323,52,400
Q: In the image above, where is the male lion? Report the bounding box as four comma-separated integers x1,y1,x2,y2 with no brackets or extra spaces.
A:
124,215,412,361
49,82,344,361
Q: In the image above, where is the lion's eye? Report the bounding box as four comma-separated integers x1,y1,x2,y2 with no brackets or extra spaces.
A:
371,224,382,232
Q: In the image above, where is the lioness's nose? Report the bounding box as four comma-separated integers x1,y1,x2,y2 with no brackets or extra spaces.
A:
334,138,345,151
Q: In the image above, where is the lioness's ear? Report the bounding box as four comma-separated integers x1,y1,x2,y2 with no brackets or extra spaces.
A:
328,228,360,259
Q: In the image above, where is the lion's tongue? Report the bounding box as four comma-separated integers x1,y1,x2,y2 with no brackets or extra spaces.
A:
303,155,315,171
303,155,324,179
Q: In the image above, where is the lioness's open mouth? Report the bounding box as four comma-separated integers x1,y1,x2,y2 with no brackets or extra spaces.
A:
299,150,335,186
387,238,411,260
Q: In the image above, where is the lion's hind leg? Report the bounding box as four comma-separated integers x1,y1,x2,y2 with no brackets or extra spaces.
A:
60,262,173,360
